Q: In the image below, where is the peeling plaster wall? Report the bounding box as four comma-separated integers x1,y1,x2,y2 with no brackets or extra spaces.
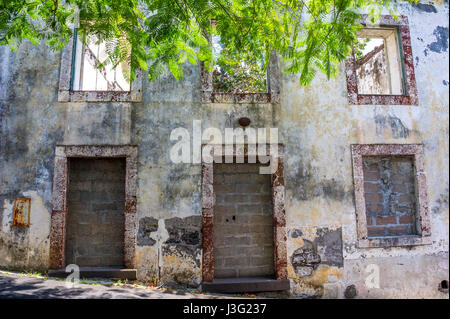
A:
279,1,449,298
0,41,64,271
0,1,448,298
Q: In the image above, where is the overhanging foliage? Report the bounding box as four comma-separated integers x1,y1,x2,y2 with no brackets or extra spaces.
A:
0,0,416,85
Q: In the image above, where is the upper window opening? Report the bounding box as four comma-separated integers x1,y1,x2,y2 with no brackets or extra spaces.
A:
211,35,267,94
71,33,130,92
354,28,404,95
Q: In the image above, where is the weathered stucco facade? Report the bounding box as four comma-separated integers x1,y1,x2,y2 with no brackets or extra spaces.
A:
0,1,448,298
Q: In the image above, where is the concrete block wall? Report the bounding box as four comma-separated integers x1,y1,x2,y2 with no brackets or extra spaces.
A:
65,158,126,267
213,163,274,278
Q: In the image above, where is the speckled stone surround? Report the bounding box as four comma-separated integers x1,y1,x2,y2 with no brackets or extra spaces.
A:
49,145,138,269
345,15,419,105
201,144,287,282
351,144,431,248
200,52,281,104
57,36,142,102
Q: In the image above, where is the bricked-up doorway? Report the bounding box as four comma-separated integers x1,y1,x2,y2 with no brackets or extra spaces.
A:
49,146,137,275
66,158,126,267
201,145,289,293
214,163,274,278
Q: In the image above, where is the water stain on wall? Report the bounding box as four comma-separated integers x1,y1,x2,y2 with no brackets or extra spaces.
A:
374,115,410,139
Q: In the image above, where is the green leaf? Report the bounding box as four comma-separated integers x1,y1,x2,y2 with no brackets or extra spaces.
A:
136,55,148,71
168,60,183,80
0,0,415,87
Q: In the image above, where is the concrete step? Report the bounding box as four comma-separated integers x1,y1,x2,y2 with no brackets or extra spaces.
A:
202,277,290,293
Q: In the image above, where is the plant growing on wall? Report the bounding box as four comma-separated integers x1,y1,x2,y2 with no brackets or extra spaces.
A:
212,37,267,93
0,0,416,86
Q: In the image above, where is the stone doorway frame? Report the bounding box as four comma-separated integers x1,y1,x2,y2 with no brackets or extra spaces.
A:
49,145,138,269
201,144,288,282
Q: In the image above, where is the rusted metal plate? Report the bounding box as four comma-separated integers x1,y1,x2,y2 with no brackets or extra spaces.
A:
13,198,31,227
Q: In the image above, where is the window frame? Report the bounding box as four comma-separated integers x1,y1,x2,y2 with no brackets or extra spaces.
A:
58,30,142,103
351,144,431,248
201,52,281,104
345,15,419,106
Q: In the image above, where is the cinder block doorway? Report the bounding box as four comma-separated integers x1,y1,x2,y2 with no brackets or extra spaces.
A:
49,145,138,279
201,145,289,293
65,158,126,267
213,163,274,278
